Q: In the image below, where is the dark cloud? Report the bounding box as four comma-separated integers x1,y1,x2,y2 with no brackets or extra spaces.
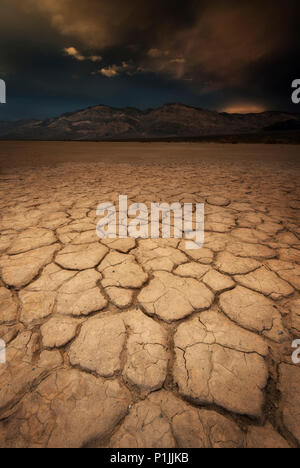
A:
0,0,299,119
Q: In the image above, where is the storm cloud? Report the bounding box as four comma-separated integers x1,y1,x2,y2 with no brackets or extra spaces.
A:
0,0,299,119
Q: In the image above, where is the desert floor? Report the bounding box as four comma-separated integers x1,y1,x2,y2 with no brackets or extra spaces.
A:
0,141,299,448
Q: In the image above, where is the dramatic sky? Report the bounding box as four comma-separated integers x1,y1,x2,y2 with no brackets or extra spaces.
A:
0,0,300,120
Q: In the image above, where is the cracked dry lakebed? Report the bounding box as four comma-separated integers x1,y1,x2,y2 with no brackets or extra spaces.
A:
0,141,299,448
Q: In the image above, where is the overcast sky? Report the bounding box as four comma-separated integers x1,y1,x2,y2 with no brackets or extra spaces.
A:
0,0,300,120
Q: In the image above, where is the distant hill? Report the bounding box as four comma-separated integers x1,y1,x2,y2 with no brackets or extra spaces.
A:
1,103,300,141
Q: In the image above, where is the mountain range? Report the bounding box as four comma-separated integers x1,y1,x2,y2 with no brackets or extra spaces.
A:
1,103,300,140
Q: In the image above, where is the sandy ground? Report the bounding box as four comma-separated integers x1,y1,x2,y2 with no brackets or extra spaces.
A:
0,141,299,448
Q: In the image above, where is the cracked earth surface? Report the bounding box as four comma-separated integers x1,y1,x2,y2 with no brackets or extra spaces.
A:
0,142,299,448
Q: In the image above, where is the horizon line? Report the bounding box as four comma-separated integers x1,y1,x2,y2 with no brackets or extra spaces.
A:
1,101,300,123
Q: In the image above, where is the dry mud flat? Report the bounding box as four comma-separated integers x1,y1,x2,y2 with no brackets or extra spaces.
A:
0,142,299,448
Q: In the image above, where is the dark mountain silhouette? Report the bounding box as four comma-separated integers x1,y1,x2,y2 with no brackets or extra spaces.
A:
1,103,300,140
